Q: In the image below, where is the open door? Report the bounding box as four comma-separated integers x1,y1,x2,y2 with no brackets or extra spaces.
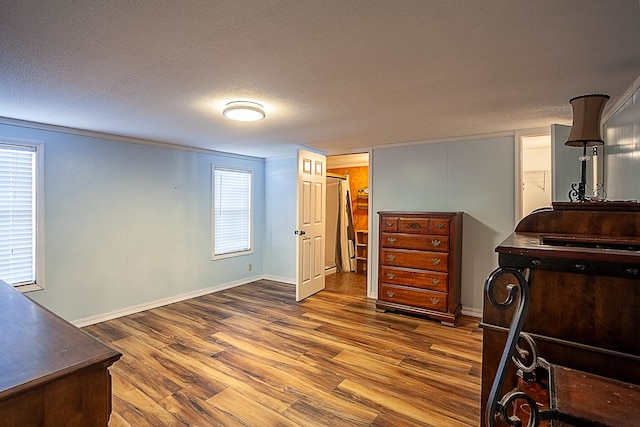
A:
295,149,326,301
551,124,573,201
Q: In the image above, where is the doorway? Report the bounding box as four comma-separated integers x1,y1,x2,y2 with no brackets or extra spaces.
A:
325,153,369,296
517,131,552,221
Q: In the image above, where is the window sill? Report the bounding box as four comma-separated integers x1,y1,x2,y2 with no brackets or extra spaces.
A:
15,283,44,293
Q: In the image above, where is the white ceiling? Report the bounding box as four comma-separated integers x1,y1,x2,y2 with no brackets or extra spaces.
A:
1,1,640,158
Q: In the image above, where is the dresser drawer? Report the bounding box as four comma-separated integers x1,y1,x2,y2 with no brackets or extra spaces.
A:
381,217,399,232
429,218,451,235
398,217,429,234
381,232,449,252
379,284,448,312
380,249,449,272
379,266,448,292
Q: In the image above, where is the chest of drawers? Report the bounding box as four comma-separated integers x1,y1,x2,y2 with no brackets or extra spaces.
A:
376,211,463,326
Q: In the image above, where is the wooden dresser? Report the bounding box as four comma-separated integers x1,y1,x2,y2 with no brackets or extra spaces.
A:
0,280,121,426
481,202,640,426
376,211,463,326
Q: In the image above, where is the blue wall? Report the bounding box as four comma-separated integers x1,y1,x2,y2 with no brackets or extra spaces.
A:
3,76,636,323
371,136,516,315
264,156,297,283
261,136,517,316
0,122,265,323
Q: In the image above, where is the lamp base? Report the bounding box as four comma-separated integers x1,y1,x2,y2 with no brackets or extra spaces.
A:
568,181,587,202
568,148,589,202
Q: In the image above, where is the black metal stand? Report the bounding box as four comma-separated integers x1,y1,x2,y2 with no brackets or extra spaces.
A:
568,144,588,202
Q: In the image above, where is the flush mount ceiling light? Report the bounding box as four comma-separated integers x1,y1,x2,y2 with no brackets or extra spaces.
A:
222,101,265,122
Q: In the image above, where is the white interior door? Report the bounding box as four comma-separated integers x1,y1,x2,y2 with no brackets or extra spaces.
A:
551,124,573,201
296,149,326,301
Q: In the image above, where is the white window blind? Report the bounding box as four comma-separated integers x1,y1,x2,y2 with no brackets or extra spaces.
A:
0,144,36,286
213,167,252,257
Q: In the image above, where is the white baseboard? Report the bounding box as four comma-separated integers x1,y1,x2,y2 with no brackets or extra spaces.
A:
261,274,295,285
72,275,264,327
73,273,483,327
461,306,483,319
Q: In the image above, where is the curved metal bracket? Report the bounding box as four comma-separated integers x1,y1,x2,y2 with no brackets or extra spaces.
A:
484,267,533,427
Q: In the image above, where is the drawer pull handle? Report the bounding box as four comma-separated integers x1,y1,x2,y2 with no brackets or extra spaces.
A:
431,278,440,286
435,223,445,230
385,222,394,227
432,258,441,266
431,239,441,248
627,268,639,276
387,254,396,261
531,259,541,266
575,264,586,271
386,290,395,298
407,222,421,229
430,297,440,305
387,237,396,244
386,272,395,280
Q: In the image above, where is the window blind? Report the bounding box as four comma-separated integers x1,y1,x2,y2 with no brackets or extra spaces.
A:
0,144,36,286
213,167,252,256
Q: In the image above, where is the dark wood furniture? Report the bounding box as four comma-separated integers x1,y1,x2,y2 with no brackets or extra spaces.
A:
376,211,463,326
481,202,640,426
0,280,121,426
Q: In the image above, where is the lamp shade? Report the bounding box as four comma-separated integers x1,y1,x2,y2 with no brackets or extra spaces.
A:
565,94,610,147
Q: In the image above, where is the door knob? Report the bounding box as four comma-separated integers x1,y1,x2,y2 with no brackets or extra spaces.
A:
294,230,306,235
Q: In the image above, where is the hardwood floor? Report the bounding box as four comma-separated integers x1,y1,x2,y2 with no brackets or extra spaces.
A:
324,271,367,296
83,280,483,426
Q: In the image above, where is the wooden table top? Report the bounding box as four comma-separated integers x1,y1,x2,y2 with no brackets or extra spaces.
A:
0,281,121,400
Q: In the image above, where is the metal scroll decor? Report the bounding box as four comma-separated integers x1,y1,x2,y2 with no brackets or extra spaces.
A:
484,267,542,427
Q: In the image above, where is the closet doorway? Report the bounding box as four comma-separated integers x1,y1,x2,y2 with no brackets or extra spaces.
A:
517,131,552,221
325,153,369,296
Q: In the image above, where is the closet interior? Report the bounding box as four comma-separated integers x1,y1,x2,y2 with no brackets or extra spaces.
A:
325,154,369,279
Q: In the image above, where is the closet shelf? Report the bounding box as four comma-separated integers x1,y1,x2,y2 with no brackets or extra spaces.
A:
355,187,369,210
356,230,368,274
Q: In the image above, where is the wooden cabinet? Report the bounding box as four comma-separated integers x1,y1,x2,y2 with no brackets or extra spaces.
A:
0,280,121,426
355,230,368,274
480,202,640,426
376,211,463,326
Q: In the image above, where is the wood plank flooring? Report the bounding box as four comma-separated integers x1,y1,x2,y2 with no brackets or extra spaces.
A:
83,279,483,426
324,271,367,296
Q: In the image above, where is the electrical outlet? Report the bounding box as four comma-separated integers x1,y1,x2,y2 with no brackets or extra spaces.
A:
248,263,252,271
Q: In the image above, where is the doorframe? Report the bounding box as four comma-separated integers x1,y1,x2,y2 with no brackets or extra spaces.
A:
324,151,372,296
365,148,373,298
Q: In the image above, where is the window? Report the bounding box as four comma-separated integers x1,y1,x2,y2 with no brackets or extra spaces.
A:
212,166,252,259
0,140,43,291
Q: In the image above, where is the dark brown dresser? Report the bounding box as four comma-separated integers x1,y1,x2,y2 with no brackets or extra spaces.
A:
481,202,640,426
0,280,121,426
376,211,463,326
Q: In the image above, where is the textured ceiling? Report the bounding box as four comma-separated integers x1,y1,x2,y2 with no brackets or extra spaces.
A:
1,0,640,158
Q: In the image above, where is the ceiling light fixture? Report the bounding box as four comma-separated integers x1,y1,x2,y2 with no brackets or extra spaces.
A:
222,101,266,122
